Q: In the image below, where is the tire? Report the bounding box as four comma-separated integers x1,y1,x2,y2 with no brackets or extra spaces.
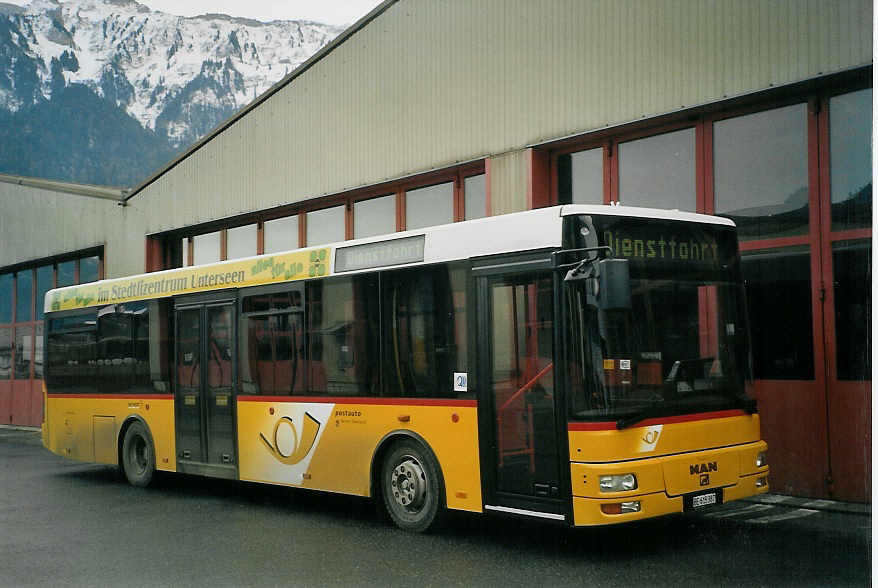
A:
381,439,444,533
121,421,155,488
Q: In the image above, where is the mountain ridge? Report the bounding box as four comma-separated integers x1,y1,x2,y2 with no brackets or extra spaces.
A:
0,0,343,186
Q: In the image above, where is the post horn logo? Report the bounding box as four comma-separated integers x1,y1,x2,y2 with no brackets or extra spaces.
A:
260,413,321,465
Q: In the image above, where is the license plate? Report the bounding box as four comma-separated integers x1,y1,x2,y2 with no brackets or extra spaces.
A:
692,493,716,508
684,488,723,511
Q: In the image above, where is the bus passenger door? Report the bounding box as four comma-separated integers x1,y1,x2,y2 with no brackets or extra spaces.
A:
175,299,237,479
477,264,565,521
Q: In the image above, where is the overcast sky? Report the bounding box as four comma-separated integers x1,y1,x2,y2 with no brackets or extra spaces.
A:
4,0,384,26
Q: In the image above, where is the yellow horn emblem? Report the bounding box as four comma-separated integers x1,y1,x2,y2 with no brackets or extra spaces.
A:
259,413,321,465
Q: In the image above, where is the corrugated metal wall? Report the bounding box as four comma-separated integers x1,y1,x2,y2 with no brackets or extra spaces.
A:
3,0,871,278
0,181,138,275
136,0,872,237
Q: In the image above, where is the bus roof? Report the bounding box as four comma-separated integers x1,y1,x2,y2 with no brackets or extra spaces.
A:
44,204,735,313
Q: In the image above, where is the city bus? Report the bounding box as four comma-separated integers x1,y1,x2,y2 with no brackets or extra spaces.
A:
41,204,769,532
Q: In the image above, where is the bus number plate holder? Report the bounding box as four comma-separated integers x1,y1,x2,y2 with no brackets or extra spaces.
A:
684,488,723,511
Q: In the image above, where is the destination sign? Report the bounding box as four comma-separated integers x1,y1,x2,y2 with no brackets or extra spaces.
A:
335,235,425,272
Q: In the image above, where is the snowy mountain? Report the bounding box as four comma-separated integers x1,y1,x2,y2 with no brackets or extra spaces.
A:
0,0,343,186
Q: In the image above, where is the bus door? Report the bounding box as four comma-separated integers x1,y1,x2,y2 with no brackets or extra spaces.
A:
476,258,566,521
175,297,237,479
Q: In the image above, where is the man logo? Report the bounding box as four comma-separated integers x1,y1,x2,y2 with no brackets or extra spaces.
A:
689,461,718,475
700,474,710,487
260,413,321,465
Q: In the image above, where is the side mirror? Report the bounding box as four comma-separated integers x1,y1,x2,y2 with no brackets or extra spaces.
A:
596,258,631,310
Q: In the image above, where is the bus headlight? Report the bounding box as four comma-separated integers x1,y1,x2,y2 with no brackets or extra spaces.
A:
600,473,637,492
756,451,768,468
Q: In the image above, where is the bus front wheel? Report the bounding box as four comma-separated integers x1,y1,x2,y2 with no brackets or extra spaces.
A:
121,421,155,488
381,439,444,533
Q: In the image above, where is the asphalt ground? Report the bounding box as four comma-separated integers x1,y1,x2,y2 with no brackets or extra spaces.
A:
0,427,871,587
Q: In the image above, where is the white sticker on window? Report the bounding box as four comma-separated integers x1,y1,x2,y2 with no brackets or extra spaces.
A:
620,359,632,370
453,372,468,392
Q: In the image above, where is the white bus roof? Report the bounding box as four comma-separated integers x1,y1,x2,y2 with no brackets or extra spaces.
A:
45,204,735,313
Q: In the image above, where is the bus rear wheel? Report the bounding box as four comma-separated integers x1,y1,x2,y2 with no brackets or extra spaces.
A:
381,439,444,533
122,421,155,488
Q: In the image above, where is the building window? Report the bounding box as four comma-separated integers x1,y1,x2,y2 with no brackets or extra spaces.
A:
714,103,809,241
193,232,222,265
406,182,453,230
354,194,396,239
558,147,603,205
227,224,258,260
306,206,345,246
36,265,53,320
832,240,871,381
829,88,872,231
0,274,11,324
464,174,487,220
741,247,814,380
15,270,32,322
264,216,299,254
619,128,696,211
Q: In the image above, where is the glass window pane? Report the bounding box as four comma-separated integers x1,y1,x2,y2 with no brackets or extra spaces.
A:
306,206,345,246
36,265,53,320
381,264,468,398
16,270,32,322
830,89,872,231
715,104,808,240
14,325,32,379
57,261,75,287
80,256,100,283
227,224,257,260
264,216,299,254
464,174,487,220
182,239,190,267
354,195,396,239
406,182,453,230
742,247,814,379
306,276,379,395
34,323,44,379
833,240,871,380
560,148,603,205
0,274,11,324
619,128,695,211
193,232,221,266
0,328,10,380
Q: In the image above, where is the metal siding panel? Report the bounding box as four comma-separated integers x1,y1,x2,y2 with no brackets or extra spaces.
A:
130,0,870,235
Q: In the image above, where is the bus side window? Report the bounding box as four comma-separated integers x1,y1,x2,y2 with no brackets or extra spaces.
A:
381,263,467,398
305,276,378,396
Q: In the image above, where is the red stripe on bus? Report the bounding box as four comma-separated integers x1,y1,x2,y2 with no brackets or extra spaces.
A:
47,394,174,400
567,409,750,431
238,396,478,407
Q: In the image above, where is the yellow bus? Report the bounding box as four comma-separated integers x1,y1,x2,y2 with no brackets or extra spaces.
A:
41,205,768,532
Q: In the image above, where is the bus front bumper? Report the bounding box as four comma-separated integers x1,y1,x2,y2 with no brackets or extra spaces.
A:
570,441,769,526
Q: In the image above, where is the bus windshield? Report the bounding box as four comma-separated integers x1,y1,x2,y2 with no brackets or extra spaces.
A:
563,214,754,426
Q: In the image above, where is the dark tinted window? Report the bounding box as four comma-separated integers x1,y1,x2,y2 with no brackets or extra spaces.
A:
306,276,379,396
240,287,305,396
833,240,871,380
0,274,12,324
0,328,11,380
742,247,814,379
16,270,32,322
47,311,98,394
382,264,468,398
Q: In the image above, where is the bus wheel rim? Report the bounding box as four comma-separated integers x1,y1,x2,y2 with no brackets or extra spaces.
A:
390,456,427,511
